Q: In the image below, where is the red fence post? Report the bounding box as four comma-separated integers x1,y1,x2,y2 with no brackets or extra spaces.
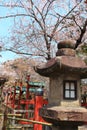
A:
12,82,16,109
34,95,43,130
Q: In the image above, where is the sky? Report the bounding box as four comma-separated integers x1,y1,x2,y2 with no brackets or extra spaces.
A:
0,6,20,64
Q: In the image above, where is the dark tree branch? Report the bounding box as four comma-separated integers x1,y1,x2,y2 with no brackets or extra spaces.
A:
5,48,44,57
72,15,82,30
75,19,87,49
0,14,32,19
30,1,52,60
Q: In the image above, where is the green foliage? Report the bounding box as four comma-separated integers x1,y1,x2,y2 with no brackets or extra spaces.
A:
81,45,87,53
76,44,87,65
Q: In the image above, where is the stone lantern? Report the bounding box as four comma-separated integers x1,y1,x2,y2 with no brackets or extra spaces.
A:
35,40,87,130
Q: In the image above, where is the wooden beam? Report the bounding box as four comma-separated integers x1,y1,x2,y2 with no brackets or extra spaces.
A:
6,126,22,129
0,114,22,117
8,117,52,126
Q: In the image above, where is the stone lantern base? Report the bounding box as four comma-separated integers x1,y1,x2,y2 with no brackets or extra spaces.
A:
40,106,87,130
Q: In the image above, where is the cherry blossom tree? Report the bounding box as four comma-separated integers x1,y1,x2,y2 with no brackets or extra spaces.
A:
0,0,87,61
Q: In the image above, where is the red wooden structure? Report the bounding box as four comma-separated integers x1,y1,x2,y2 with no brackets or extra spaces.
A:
4,75,48,130
34,95,48,130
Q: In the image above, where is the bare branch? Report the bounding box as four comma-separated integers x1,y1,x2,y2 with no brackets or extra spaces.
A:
5,48,44,57
0,3,24,8
0,14,32,19
42,0,55,19
72,15,82,30
50,2,80,42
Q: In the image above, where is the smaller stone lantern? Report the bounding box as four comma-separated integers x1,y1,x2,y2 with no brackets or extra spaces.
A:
35,40,87,130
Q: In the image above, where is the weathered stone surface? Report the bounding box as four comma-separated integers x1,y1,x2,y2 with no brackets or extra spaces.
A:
35,56,87,78
56,48,75,56
79,126,87,130
40,106,87,123
57,40,76,49
48,74,81,107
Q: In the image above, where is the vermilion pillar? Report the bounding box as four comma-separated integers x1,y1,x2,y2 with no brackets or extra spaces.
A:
12,82,17,109
34,95,43,130
18,81,22,109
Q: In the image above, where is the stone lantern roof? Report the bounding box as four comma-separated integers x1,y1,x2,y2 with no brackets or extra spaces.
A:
35,40,87,78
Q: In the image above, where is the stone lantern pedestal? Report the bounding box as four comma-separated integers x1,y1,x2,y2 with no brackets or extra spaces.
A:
35,40,87,130
40,106,87,130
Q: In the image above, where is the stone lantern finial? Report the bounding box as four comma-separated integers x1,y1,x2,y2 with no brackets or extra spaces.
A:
56,40,76,57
